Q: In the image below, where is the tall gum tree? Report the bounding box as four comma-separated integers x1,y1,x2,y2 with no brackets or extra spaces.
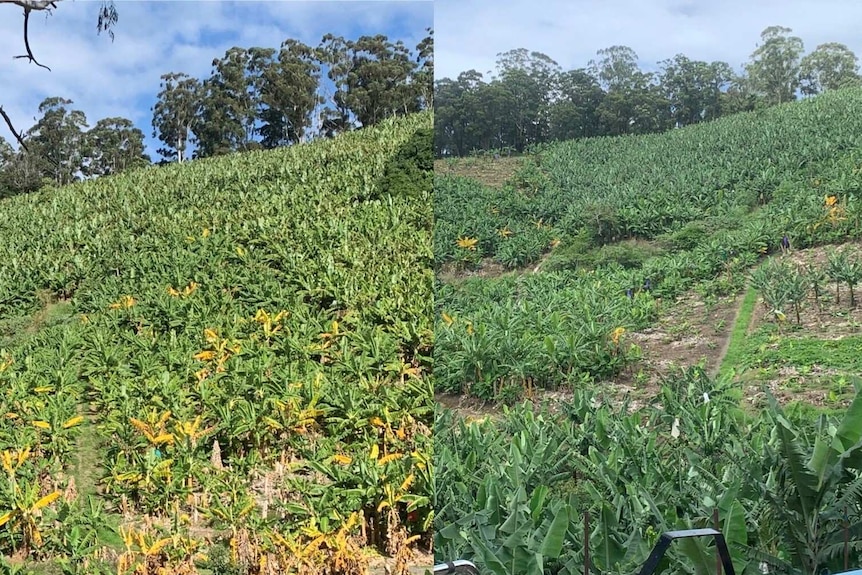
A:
317,33,421,134
588,45,640,92
195,47,256,156
258,40,321,148
151,72,201,163
745,26,805,105
549,69,604,141
26,96,88,185
495,49,561,151
414,28,433,109
83,117,149,177
659,54,734,127
799,42,861,96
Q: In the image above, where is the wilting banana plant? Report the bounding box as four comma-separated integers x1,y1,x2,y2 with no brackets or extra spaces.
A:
0,448,62,556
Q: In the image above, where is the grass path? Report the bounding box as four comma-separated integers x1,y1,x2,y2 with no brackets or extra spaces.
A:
69,410,125,551
69,409,102,501
716,284,759,380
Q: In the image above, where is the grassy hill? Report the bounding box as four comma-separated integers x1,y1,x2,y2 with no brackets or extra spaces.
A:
0,112,432,574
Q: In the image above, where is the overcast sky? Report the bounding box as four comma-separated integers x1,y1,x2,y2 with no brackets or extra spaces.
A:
435,0,862,80
0,0,432,160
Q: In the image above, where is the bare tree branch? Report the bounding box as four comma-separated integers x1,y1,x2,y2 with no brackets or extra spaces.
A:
1,105,62,170
13,9,51,70
0,0,58,9
0,107,30,152
1,0,115,162
0,0,59,152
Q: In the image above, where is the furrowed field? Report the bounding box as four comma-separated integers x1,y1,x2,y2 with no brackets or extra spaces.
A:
434,89,862,574
0,112,433,574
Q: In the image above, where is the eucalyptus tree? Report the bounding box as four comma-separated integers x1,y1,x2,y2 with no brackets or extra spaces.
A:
317,33,354,137
258,40,322,148
745,26,805,105
0,0,117,150
25,97,89,186
660,54,734,127
0,136,19,197
800,42,861,95
151,72,202,163
589,46,670,136
195,47,256,156
495,49,561,151
588,45,641,92
318,33,420,133
549,69,603,141
82,117,149,177
350,34,419,124
414,28,434,109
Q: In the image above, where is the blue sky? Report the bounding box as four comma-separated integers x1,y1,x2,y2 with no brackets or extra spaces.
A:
435,0,862,81
0,1,432,160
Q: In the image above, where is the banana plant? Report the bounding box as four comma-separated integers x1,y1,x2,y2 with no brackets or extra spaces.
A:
827,249,849,305
0,448,61,556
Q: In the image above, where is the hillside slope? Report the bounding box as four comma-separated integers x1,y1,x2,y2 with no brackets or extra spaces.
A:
434,89,862,402
0,112,433,573
435,87,862,269
433,92,862,575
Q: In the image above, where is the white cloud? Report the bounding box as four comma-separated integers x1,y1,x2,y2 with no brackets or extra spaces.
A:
435,0,862,80
0,0,432,159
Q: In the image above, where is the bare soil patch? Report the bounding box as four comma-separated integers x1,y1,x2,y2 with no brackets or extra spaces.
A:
610,292,742,407
436,243,862,421
437,258,509,284
369,550,433,575
437,253,557,284
436,393,503,424
434,157,525,189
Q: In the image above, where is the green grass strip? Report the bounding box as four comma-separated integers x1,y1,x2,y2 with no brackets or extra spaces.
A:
718,284,759,379
744,335,862,372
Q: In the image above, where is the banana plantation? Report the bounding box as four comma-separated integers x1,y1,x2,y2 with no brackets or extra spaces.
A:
0,112,433,574
435,88,862,401
436,371,862,575
435,87,862,269
435,88,862,575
